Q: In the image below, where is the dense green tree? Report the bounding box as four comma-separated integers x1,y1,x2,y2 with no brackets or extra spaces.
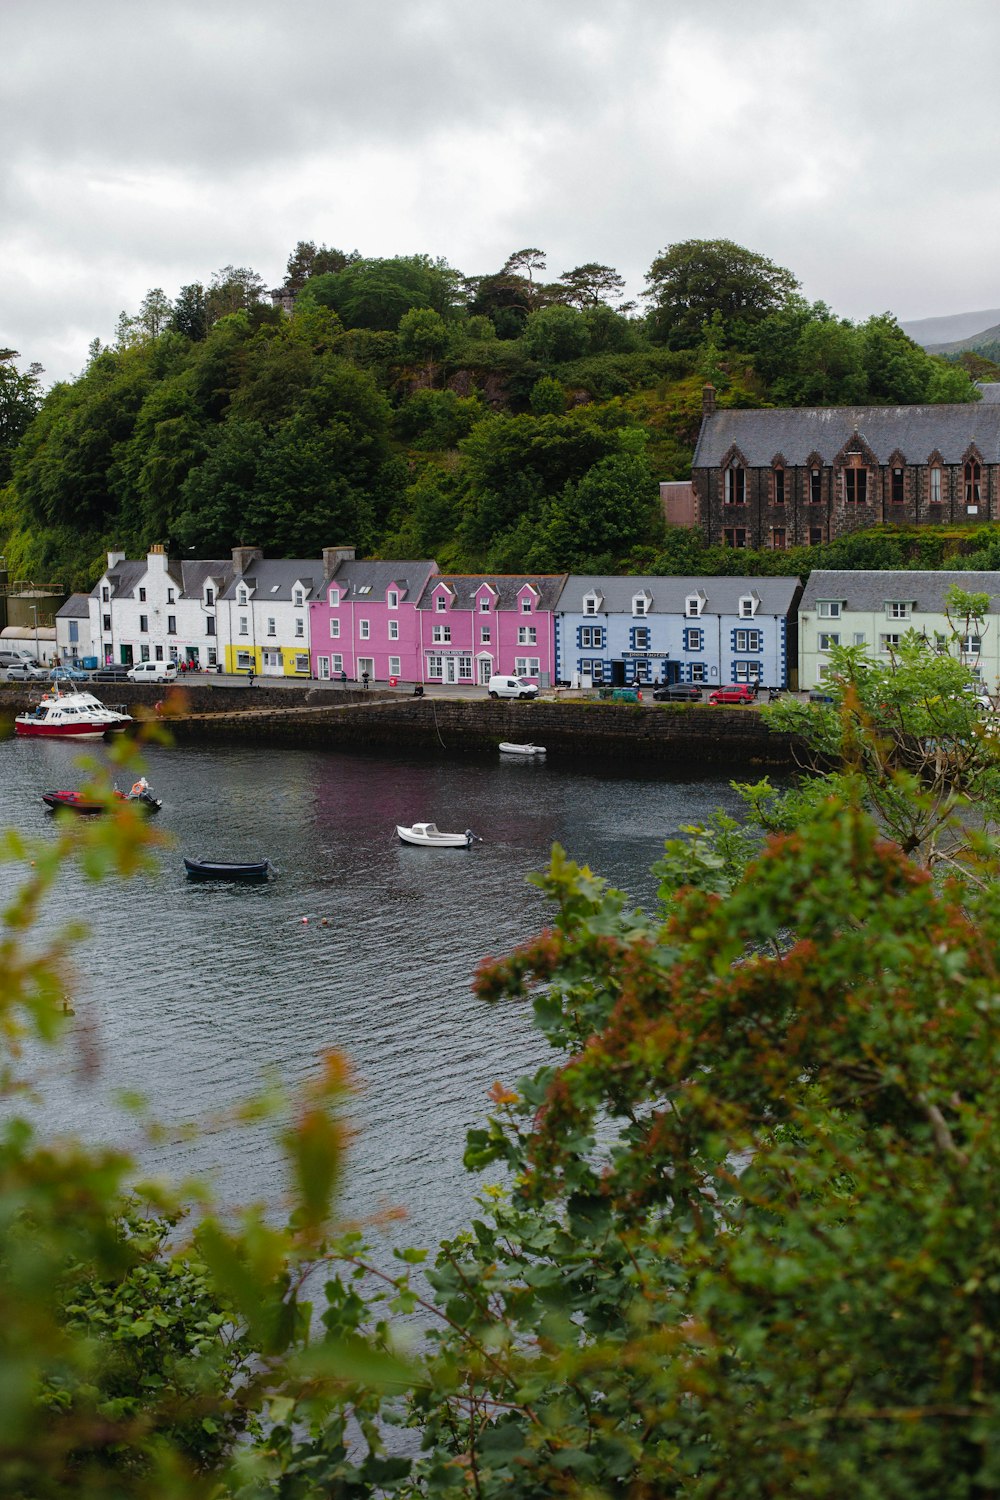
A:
539,448,660,567
136,287,173,339
521,305,590,365
169,283,208,341
556,261,627,308
0,350,44,484
393,388,483,450
396,307,450,366
645,237,800,348
302,256,463,331
205,264,266,326
282,238,353,292
528,375,566,416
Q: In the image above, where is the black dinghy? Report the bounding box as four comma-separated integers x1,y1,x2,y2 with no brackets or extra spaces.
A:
183,857,271,882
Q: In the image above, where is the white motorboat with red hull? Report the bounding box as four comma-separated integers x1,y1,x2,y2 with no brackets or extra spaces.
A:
15,689,132,739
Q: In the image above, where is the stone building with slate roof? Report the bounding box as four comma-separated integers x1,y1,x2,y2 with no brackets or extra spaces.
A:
799,569,1000,691
691,385,1000,548
415,575,566,688
557,575,801,690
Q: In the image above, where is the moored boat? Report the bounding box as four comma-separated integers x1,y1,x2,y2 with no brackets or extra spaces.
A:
42,778,161,815
184,857,272,881
499,742,546,757
16,689,132,740
396,822,480,848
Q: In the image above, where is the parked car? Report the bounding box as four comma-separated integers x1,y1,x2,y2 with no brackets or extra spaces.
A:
708,684,758,705
488,674,539,700
0,650,39,670
653,684,703,702
91,664,132,682
127,661,179,684
48,665,91,682
4,661,48,681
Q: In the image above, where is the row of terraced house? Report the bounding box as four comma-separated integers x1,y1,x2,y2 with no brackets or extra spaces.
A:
55,545,1000,694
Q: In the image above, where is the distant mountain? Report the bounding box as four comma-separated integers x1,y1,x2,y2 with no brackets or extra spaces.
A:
901,309,1000,349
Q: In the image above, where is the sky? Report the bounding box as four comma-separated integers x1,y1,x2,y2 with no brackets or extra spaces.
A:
4,0,1000,386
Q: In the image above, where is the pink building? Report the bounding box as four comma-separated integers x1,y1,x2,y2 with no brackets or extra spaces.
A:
414,575,566,688
309,552,438,683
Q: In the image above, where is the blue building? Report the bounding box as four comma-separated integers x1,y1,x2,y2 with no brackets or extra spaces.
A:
555,575,802,689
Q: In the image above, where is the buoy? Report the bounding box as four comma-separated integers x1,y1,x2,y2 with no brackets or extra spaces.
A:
320,918,328,927
301,916,309,924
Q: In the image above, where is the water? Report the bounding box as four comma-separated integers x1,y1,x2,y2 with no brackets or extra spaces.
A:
0,735,742,1255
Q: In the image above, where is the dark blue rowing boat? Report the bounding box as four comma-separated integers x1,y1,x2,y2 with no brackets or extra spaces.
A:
183,857,271,882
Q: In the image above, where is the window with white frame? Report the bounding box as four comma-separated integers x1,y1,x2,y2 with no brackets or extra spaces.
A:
236,650,254,669
521,596,532,613
886,601,910,620
388,620,399,640
102,586,109,602
515,657,540,676
580,625,603,649
733,661,763,682
817,601,841,618
879,633,902,652
206,587,214,606
961,634,982,655
818,632,841,651
853,632,867,646
389,656,401,676
633,626,651,649
739,596,757,618
435,594,448,612
238,587,248,606
329,588,339,606
267,617,276,636
330,653,343,673
479,596,491,613
293,588,304,607
295,618,304,638
685,595,704,617
580,658,604,682
480,626,490,643
387,590,398,608
684,627,703,651
458,655,472,678
140,644,150,661
735,629,764,651
207,648,217,666
426,654,443,678
632,594,649,616
518,626,537,644
432,625,451,643
103,613,111,631
690,662,707,682
294,653,309,672
329,618,340,638
239,616,248,636
359,619,370,640
583,594,601,615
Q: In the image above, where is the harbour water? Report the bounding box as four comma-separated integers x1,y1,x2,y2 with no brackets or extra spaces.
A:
0,735,744,1257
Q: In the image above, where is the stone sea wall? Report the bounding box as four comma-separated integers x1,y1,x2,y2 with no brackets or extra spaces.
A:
0,685,799,770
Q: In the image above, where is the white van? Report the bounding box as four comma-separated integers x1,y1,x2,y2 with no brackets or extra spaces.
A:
126,661,178,684
487,674,539,700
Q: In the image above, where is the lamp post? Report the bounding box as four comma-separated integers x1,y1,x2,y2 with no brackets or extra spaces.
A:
30,604,39,664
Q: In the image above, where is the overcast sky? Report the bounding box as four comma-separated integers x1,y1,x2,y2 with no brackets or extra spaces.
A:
4,0,999,385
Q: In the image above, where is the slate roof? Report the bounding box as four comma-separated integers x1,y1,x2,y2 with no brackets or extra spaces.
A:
220,558,327,602
179,560,235,596
561,575,802,615
326,558,438,603
692,402,1000,468
977,383,1000,403
415,574,568,611
800,569,1000,613
56,593,91,619
92,560,146,599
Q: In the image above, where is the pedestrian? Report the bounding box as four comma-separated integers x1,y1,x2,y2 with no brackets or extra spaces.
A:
247,664,255,687
340,669,347,687
362,670,370,690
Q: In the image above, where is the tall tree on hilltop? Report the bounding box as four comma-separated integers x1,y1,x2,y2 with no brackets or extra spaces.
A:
205,265,266,326
0,349,44,484
557,261,627,309
283,239,353,293
644,237,799,348
136,287,173,340
169,282,207,341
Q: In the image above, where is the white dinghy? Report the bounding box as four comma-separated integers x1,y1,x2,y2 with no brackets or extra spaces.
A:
396,822,481,848
499,742,546,757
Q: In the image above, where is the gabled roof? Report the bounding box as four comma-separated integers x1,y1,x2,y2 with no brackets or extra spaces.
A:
561,575,802,615
179,560,235,597
692,402,1000,468
415,575,567,611
221,559,326,603
800,569,1000,614
57,593,91,619
324,558,438,603
92,560,146,599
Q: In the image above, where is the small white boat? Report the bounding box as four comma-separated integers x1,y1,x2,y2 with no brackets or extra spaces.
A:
499,741,546,757
15,688,132,739
396,822,480,848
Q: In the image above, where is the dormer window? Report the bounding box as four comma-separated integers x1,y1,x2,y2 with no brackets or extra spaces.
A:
685,594,705,618
479,596,491,613
435,594,448,612
205,587,214,607
521,596,532,614
293,587,304,607
329,588,339,607
583,591,602,616
632,592,651,617
238,587,248,606
739,594,759,619
387,589,399,609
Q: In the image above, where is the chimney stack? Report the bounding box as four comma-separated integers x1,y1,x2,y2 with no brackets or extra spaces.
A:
323,545,356,577
231,545,263,574
702,383,717,418
107,550,126,569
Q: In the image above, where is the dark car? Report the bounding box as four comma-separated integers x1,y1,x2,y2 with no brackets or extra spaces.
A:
653,684,703,702
708,683,758,705
91,665,132,682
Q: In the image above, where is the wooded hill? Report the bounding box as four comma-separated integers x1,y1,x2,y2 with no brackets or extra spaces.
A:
0,240,978,590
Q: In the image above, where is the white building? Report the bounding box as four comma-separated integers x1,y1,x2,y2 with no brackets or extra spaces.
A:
218,548,328,677
55,594,96,662
89,546,234,669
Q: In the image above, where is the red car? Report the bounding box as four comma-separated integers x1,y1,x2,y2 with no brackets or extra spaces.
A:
708,684,757,705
